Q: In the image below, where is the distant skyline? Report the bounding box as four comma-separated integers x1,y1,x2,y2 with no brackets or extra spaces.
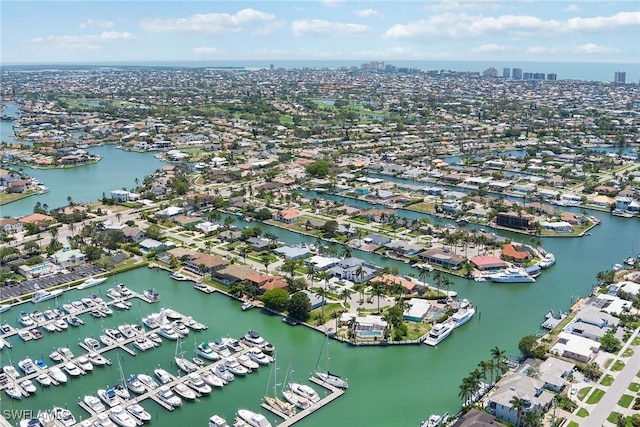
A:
1,1,639,65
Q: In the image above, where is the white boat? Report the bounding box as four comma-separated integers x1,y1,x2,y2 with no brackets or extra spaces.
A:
175,357,198,373
156,386,182,407
225,357,250,375
68,315,84,326
117,324,137,338
52,406,76,426
209,415,230,427
133,336,155,352
88,352,110,366
20,379,37,393
62,303,76,314
211,364,235,383
84,337,101,350
54,318,69,330
154,368,176,384
18,329,34,341
137,373,159,390
244,330,267,348
126,403,151,422
100,334,116,346
197,342,221,361
222,337,244,353
420,412,449,427
63,362,83,376
81,297,96,307
236,409,272,427
264,355,296,417
424,322,455,346
185,372,212,394
32,289,64,304
289,382,320,403
42,322,57,332
4,382,23,399
98,388,122,408
183,316,207,331
142,314,161,329
58,347,75,360
108,405,137,427
113,383,130,400
49,366,68,383
144,289,160,302
35,372,52,386
77,277,107,290
247,347,272,365
116,283,133,296
315,371,348,389
105,328,125,342
18,358,38,375
84,394,106,413
0,303,10,313
241,302,254,311
158,325,180,340
170,272,190,281
173,382,198,400
3,365,20,378
99,304,114,316
201,370,225,388
126,375,147,394
538,253,556,269
107,288,123,299
489,267,535,283
18,311,35,327
172,320,190,336
451,306,476,329
238,354,259,371
210,339,231,357
76,356,94,371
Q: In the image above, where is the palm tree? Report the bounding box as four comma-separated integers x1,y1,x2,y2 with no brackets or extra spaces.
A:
491,346,507,375
521,411,542,427
352,283,365,304
116,212,122,224
509,395,526,426
339,288,351,304
260,254,271,273
370,282,386,314
355,265,364,283
316,287,329,319
306,264,317,288
239,245,250,262
341,245,352,259
417,265,430,286
440,277,453,300
432,269,443,294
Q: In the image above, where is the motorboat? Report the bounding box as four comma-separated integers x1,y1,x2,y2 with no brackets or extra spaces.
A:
158,325,180,340
133,336,155,352
98,388,122,408
237,354,260,371
209,415,230,427
143,289,160,302
42,322,57,333
142,314,162,329
68,315,84,326
81,297,96,307
3,365,20,378
113,383,130,400
172,320,190,336
49,366,68,383
71,300,86,311
211,364,235,383
35,359,48,370
18,358,38,375
63,362,83,376
424,322,455,346
126,403,151,423
32,289,64,304
75,355,94,372
225,357,250,375
489,267,535,283
201,370,225,388
170,272,190,281
247,347,272,365
236,409,272,427
538,253,556,269
154,367,176,384
451,305,476,329
183,316,207,331
243,330,268,348
209,340,231,357
52,407,76,426
315,371,349,389
112,300,131,310
18,329,34,341
197,342,221,361
0,303,10,313
18,311,35,327
20,379,37,393
116,283,133,296
31,328,44,339
91,308,106,318
98,304,114,316
175,357,198,373
420,412,449,427
108,405,137,427
221,337,244,353
54,318,69,330
35,372,52,386
100,334,115,346
30,311,47,323
172,382,198,401
105,328,125,342
148,332,162,345
289,382,320,403
241,302,254,311
84,337,101,350
94,413,116,427
1,323,13,333
117,324,137,339
62,303,76,314
50,350,64,362
88,352,110,366
84,394,106,413
58,347,75,360
106,288,123,299
185,372,212,394
4,382,23,399
77,277,107,289
137,373,159,390
156,386,182,407
126,375,146,394
44,309,57,320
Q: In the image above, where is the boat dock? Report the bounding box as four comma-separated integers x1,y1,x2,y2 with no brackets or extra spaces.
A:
194,282,216,294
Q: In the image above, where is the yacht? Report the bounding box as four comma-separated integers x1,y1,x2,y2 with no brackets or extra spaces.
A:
137,373,159,390
77,277,107,290
49,367,68,383
98,304,114,316
18,311,35,327
20,379,37,393
4,382,23,399
158,325,180,340
424,322,455,346
172,320,190,337
172,382,198,401
0,303,10,313
143,288,160,302
108,405,137,427
54,318,69,330
106,288,123,299
154,367,176,384
126,403,151,423
68,315,84,326
116,283,133,296
211,364,235,383
156,386,182,407
420,412,449,427
538,253,556,269
18,358,38,375
243,330,272,351
142,313,162,329
117,324,137,338
126,375,147,394
32,289,64,304
236,409,272,427
84,394,106,413
84,337,101,351
183,316,207,331
31,311,47,323
133,336,155,352
62,303,76,314
52,407,76,427
289,382,320,403
100,334,115,346
94,413,116,427
88,352,110,366
18,329,34,341
63,362,84,377
76,356,94,371
210,340,231,357
3,365,20,379
98,388,122,407
35,359,48,370
315,371,348,389
247,347,272,365
197,342,221,361
237,354,259,371
105,329,125,342
35,372,53,387
175,357,198,374
225,357,250,376
221,337,244,353
185,372,212,395
209,415,230,427
81,297,96,307
264,395,296,417
451,305,476,329
58,347,75,360
489,267,535,283
170,272,190,281
201,370,225,388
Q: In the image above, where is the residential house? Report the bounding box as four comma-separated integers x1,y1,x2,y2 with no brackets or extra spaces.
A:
551,331,600,363
273,245,311,260
246,237,270,251
384,240,425,257
110,190,140,202
122,226,145,242
172,215,203,228
501,244,532,262
470,256,508,271
275,207,301,223
0,218,23,233
371,274,417,294
218,230,242,242
246,274,289,293
213,264,258,285
8,179,30,193
50,247,86,268
19,213,54,226
495,211,533,230
485,372,554,425
452,408,498,427
403,298,430,322
417,249,465,270
538,357,575,393
184,253,229,276
568,306,619,342
327,257,378,283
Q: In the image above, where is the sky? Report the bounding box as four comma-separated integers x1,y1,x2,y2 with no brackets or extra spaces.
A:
1,1,639,64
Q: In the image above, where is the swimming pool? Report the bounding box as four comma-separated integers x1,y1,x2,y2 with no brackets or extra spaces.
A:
357,330,383,338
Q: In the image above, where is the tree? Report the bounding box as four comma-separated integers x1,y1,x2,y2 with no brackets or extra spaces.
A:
521,411,542,427
600,332,621,353
260,254,271,273
316,287,329,319
518,335,539,359
339,288,351,304
261,288,290,311
287,292,312,321
370,282,387,313
491,346,507,375
322,220,339,237
145,224,163,240
509,395,526,426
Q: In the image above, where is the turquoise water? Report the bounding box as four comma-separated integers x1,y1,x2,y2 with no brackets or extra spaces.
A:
356,330,383,338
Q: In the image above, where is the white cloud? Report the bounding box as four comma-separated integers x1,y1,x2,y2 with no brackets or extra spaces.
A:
353,46,416,58
354,8,382,18
322,0,343,7
192,47,219,55
292,19,371,37
139,8,277,34
31,32,137,50
567,11,640,32
576,43,621,54
526,46,558,54
252,19,286,36
426,0,501,13
563,5,581,13
470,43,513,53
79,19,114,29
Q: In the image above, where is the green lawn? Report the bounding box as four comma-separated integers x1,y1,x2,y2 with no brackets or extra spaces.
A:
612,360,626,371
576,408,589,418
628,382,640,392
567,422,579,427
601,374,614,386
577,386,592,401
632,337,640,345
622,348,634,357
608,412,623,424
586,388,605,404
618,394,634,408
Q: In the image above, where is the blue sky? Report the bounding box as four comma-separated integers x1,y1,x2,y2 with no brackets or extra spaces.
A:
1,1,639,64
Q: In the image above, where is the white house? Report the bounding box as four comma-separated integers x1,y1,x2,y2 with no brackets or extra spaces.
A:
50,247,86,268
486,372,554,425
551,331,600,363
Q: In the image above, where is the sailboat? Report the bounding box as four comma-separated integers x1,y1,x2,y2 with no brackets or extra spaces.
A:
263,353,296,418
314,333,348,389
113,355,131,400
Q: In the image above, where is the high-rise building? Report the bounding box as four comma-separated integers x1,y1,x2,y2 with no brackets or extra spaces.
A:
523,72,533,80
546,73,557,81
503,68,511,78
614,71,626,84
483,67,498,78
512,68,523,80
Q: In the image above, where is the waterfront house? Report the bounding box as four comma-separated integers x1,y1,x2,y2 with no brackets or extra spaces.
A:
246,273,289,293
370,274,417,294
540,221,573,233
384,240,425,257
172,215,203,228
495,211,533,230
537,357,575,393
110,190,139,202
567,306,619,341
8,179,30,193
155,206,183,219
195,221,220,235
470,256,508,271
273,245,311,260
615,196,640,213
403,298,431,322
452,408,497,427
485,372,553,425
214,264,259,285
218,230,242,242
501,243,532,262
139,238,174,252
0,218,23,234
274,207,301,223
184,253,229,276
19,213,54,226
550,331,600,363
327,257,377,283
50,247,86,268
608,281,640,298
417,249,465,270
305,255,340,271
